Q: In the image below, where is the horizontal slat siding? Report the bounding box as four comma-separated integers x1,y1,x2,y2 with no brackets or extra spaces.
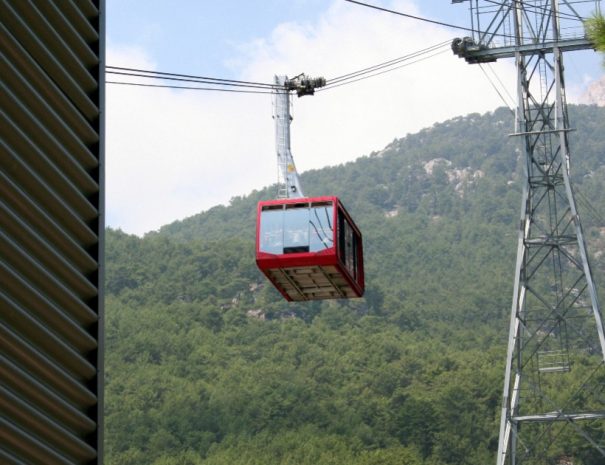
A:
3,54,99,171
2,119,98,223
0,263,98,353
60,1,99,43
1,389,97,462
0,173,98,272
1,22,99,145
1,85,99,195
0,447,29,465
2,417,80,465
1,307,97,389
2,139,98,241
1,232,98,325
0,0,99,120
0,104,99,195
75,0,100,20
1,1,103,464
1,203,98,298
1,359,97,433
1,292,98,385
7,0,97,92
34,1,99,68
2,77,98,174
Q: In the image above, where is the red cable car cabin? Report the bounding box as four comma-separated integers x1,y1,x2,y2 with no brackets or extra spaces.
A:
256,196,364,301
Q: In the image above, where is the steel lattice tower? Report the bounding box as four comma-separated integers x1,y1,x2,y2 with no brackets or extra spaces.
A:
453,1,605,464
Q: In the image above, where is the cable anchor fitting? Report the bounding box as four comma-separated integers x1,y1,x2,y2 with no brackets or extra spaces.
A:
452,37,496,64
285,74,327,97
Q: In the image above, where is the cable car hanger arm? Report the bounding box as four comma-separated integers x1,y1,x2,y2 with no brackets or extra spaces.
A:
273,74,325,199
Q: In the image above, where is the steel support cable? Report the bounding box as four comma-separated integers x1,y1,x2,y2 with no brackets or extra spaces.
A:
326,43,448,84
575,188,605,225
574,192,596,221
345,0,536,40
319,47,450,91
486,61,516,103
345,0,477,32
107,50,445,94
326,40,451,84
105,81,275,94
106,70,278,90
325,47,449,88
563,179,605,226
106,65,278,89
108,41,449,94
483,0,590,23
478,63,516,113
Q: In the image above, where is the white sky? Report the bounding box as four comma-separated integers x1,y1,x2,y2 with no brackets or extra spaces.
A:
105,0,604,236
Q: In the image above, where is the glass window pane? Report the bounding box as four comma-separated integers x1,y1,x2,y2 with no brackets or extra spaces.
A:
283,207,310,253
259,209,284,254
338,210,357,279
345,220,355,277
309,205,334,252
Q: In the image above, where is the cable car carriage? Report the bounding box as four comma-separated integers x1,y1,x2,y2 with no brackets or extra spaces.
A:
256,74,364,301
256,196,364,301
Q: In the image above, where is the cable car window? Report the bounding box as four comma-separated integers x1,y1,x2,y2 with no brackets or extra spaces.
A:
309,204,334,252
338,211,358,279
260,201,335,255
344,220,356,278
259,208,284,254
283,206,310,253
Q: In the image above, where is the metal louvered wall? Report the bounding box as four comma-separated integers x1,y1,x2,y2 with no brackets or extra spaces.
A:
1,1,104,464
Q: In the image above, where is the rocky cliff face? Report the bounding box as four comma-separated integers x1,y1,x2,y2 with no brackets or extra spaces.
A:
579,74,605,106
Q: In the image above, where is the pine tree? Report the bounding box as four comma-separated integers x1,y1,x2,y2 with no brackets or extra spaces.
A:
586,13,605,58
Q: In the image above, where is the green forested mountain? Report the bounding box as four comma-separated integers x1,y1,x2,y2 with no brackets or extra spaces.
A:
105,105,605,465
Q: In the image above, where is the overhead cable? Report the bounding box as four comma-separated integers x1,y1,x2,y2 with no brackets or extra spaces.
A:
106,40,455,95
344,0,476,32
487,61,515,104
344,0,563,41
106,66,278,89
478,63,515,113
575,187,605,226
107,70,275,90
320,46,450,91
483,0,589,23
326,40,451,84
105,81,274,94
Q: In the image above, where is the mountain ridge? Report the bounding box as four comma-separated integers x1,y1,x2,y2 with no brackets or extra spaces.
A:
104,104,605,465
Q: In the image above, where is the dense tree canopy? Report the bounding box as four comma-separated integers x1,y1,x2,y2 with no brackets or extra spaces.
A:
105,105,605,465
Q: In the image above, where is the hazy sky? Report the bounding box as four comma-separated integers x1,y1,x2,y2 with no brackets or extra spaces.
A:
105,0,604,235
